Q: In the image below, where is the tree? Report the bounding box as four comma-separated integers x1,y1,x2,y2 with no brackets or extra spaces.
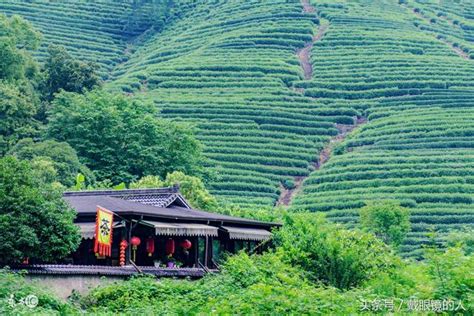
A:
0,14,41,82
360,200,411,247
0,15,42,154
47,90,204,184
0,82,40,155
130,171,218,210
0,156,80,265
41,45,100,101
8,138,95,187
274,214,395,289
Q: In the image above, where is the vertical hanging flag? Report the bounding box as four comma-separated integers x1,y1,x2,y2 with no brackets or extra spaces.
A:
94,206,114,257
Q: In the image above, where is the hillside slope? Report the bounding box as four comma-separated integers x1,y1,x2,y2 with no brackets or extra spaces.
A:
0,0,171,78
109,0,358,207
291,0,474,257
3,0,473,256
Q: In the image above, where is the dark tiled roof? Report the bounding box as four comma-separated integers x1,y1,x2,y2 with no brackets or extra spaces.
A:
120,193,181,208
12,264,209,277
64,186,190,208
64,188,280,228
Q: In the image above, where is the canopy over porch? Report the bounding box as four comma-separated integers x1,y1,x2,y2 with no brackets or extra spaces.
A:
141,221,219,237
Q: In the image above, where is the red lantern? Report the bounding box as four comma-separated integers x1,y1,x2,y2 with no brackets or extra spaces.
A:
131,236,141,247
146,237,155,257
165,238,175,256
130,236,141,262
181,239,192,250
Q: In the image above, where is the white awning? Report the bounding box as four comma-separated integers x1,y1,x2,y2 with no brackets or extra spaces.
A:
76,222,123,239
141,221,218,237
76,222,96,239
221,226,272,241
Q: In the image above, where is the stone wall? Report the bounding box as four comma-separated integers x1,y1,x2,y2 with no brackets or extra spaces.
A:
25,275,124,300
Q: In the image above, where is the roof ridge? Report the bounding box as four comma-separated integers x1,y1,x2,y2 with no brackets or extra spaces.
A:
63,186,179,197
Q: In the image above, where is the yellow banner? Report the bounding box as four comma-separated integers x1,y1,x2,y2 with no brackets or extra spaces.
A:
94,206,114,256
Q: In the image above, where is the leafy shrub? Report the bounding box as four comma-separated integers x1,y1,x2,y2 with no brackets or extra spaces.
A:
131,171,218,211
82,252,361,315
360,200,411,247
282,178,296,190
425,246,474,313
274,214,396,289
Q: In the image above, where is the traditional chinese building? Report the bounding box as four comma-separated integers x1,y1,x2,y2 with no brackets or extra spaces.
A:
18,186,279,279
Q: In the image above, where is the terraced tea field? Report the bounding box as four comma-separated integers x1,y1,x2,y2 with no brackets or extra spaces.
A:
291,0,474,256
401,0,474,59
0,0,170,78
3,0,473,256
109,0,357,207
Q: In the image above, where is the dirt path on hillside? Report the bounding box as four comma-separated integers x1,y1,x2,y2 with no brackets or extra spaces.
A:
276,0,336,207
297,25,327,80
296,0,327,80
301,0,315,13
276,117,367,207
296,0,328,80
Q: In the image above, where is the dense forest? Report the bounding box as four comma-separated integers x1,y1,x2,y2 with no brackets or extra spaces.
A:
0,0,473,314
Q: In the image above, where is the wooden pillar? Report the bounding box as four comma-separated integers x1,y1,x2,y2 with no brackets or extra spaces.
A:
204,236,209,267
126,222,132,265
208,237,214,268
193,237,199,268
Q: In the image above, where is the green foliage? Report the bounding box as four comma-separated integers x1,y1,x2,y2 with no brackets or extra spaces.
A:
82,275,195,314
218,203,286,223
83,252,359,315
8,138,94,187
47,90,204,184
0,14,40,82
360,200,411,247
0,156,80,264
73,173,86,191
163,171,218,210
0,82,39,155
425,245,474,313
129,175,164,189
274,213,395,289
446,227,474,255
40,45,101,101
282,178,296,190
0,211,471,315
0,14,41,155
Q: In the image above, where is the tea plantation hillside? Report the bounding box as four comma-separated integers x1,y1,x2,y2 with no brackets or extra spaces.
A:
3,0,473,256
290,0,474,257
402,0,474,58
0,0,173,78
109,0,357,207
